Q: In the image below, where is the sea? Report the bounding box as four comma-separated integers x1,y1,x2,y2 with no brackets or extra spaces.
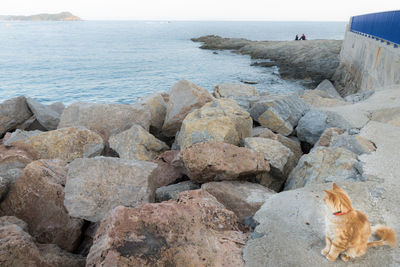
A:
0,21,347,104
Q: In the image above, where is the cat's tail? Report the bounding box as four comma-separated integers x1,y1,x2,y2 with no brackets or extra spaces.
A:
367,224,397,248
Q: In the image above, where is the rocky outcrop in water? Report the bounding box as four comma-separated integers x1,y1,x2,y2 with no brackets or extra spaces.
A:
192,35,342,87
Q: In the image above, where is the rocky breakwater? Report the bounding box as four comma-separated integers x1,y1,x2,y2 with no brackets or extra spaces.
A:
192,35,342,86
1,79,399,266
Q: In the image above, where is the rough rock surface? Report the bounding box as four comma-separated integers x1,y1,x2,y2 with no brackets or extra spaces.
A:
26,98,61,130
155,181,200,202
213,83,259,110
162,80,213,136
9,126,104,162
301,90,348,108
0,222,85,267
0,144,36,184
250,93,309,135
58,102,151,142
284,147,360,190
202,181,275,222
244,137,296,181
370,107,400,128
296,109,352,145
315,127,345,147
243,182,400,267
3,129,42,147
139,92,167,132
64,157,158,222
109,124,169,161
0,96,32,136
0,176,11,200
86,190,247,267
330,133,376,155
313,79,343,100
151,150,185,189
251,127,302,160
180,142,270,183
176,99,252,149
0,159,84,252
0,216,28,232
192,36,342,86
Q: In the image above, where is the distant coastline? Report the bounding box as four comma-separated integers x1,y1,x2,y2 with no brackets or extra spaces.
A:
0,12,81,21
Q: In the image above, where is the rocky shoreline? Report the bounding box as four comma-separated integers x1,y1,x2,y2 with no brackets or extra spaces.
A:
1,50,400,265
192,35,342,87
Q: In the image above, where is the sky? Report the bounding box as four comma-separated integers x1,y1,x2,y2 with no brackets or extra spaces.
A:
1,0,399,21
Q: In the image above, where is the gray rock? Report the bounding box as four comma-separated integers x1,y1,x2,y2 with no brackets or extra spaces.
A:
3,129,43,147
296,109,352,145
0,96,32,136
162,80,213,137
26,98,60,130
0,176,11,200
0,144,36,184
109,124,169,161
244,137,296,181
213,83,259,110
138,92,167,133
345,90,374,103
155,181,200,202
0,216,28,232
315,127,345,147
331,133,376,155
250,93,309,136
243,181,400,267
48,102,65,115
58,102,151,142
284,147,360,190
64,157,158,222
202,181,275,223
314,79,343,100
176,99,253,149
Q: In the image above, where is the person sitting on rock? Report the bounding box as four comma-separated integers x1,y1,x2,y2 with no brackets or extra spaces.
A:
300,34,306,40
295,34,299,40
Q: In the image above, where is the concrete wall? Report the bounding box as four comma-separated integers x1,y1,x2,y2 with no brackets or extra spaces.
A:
333,28,400,96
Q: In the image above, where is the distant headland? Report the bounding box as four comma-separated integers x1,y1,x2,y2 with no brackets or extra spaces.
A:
0,12,81,21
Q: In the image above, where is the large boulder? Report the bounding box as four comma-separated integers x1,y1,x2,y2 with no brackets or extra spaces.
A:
315,127,345,147
330,133,376,155
252,127,302,161
202,181,275,223
3,129,43,147
284,147,360,190
243,181,400,267
176,99,253,149
249,93,309,136
64,157,158,222
86,190,247,266
26,98,61,130
139,92,167,133
244,137,297,181
162,80,213,137
213,83,259,110
0,144,37,184
155,181,200,202
296,109,352,145
0,160,84,252
180,142,270,183
313,79,343,100
8,127,104,162
0,222,85,267
0,96,32,136
58,102,151,142
109,124,169,161
300,90,348,108
151,150,185,189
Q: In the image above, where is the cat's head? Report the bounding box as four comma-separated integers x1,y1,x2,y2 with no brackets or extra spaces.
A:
323,183,353,214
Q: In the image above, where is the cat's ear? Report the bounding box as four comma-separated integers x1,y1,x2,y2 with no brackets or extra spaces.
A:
332,183,340,190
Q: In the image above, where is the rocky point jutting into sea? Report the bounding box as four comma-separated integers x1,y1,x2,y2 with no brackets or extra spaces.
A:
1,15,400,266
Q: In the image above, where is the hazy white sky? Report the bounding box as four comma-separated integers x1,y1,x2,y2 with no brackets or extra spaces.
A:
2,0,399,21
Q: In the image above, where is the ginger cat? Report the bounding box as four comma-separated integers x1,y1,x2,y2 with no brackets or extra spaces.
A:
322,183,397,262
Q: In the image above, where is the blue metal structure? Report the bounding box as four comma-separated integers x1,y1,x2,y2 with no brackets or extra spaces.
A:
350,10,400,47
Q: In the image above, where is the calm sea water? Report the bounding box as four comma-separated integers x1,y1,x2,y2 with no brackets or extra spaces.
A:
0,21,346,104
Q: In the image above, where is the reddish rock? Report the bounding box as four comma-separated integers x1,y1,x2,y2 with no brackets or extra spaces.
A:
0,223,85,267
87,189,247,267
151,150,185,189
0,159,84,252
180,142,270,183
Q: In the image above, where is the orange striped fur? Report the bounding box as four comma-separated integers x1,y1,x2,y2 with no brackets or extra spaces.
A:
322,183,397,261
